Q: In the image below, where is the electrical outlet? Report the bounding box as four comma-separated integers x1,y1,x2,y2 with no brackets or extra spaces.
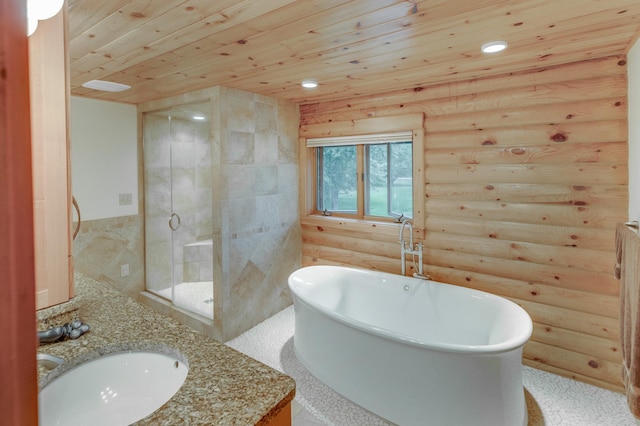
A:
119,193,133,205
120,264,130,277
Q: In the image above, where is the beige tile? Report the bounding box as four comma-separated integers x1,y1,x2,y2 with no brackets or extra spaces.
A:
255,102,277,134
252,165,278,196
278,134,298,164
255,133,278,165
228,197,257,232
224,131,255,164
226,89,255,132
74,216,145,299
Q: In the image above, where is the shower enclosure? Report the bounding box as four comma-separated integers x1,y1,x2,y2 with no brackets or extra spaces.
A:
139,86,301,342
143,102,214,320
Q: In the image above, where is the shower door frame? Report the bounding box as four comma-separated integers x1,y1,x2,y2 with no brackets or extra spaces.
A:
142,101,216,321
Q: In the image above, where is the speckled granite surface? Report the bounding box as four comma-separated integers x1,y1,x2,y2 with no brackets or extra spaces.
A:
36,297,80,331
36,273,295,425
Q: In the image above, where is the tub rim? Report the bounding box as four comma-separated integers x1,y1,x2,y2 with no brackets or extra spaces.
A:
289,265,533,355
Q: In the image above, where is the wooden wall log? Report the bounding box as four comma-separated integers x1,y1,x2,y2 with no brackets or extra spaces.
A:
300,113,423,138
531,323,621,364
426,163,626,185
524,340,620,386
426,232,613,273
519,298,620,341
523,358,622,393
424,264,619,319
425,97,626,130
425,199,626,228
299,55,628,392
425,183,627,206
426,121,628,149
425,248,618,296
302,226,399,259
426,141,628,166
425,216,617,249
301,216,413,239
302,243,401,274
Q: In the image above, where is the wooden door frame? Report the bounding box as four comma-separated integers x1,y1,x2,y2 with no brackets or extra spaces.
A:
0,0,39,423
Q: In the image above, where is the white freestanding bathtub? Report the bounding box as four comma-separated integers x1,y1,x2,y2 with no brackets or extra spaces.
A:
288,265,533,426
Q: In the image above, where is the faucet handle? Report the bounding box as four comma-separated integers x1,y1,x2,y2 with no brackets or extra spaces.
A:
391,212,404,223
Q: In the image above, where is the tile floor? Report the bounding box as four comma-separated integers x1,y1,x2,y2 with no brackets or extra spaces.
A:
227,306,637,426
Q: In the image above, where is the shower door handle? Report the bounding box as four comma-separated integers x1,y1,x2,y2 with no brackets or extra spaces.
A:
168,213,181,231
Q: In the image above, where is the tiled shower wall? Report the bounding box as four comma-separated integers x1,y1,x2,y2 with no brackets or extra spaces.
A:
214,87,301,340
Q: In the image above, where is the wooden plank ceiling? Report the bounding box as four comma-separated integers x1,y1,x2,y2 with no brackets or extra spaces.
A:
68,0,640,105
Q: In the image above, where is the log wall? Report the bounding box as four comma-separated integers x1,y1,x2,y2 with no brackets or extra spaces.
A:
298,55,628,392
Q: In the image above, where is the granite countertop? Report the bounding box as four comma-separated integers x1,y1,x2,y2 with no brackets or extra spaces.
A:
36,273,296,425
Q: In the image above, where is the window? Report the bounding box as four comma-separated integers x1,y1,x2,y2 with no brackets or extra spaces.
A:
317,145,358,213
309,132,413,220
365,142,413,217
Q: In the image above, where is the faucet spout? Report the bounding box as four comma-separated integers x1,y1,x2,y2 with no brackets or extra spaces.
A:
399,218,414,276
399,218,413,247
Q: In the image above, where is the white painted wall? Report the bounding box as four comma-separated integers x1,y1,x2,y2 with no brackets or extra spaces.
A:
70,96,138,220
629,39,640,221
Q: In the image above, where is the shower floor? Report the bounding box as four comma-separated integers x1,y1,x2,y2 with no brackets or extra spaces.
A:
156,281,213,320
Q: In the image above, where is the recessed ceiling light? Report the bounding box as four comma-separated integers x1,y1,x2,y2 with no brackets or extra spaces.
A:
481,41,508,54
301,80,318,89
193,115,206,121
82,80,131,92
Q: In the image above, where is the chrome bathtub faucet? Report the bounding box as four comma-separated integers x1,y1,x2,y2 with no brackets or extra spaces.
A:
399,218,429,280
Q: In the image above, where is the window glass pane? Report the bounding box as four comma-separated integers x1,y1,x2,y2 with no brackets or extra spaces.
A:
365,144,389,216
365,142,412,218
317,146,357,213
390,142,413,218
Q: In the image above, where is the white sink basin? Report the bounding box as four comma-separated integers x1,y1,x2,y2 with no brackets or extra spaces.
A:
39,349,189,426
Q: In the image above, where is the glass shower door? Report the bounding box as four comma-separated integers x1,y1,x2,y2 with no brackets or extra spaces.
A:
143,102,214,319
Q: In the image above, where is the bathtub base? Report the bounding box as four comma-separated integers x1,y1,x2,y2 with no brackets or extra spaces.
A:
293,301,528,426
289,266,532,426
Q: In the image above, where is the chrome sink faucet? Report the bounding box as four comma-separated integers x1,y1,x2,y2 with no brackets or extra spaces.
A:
399,218,429,279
